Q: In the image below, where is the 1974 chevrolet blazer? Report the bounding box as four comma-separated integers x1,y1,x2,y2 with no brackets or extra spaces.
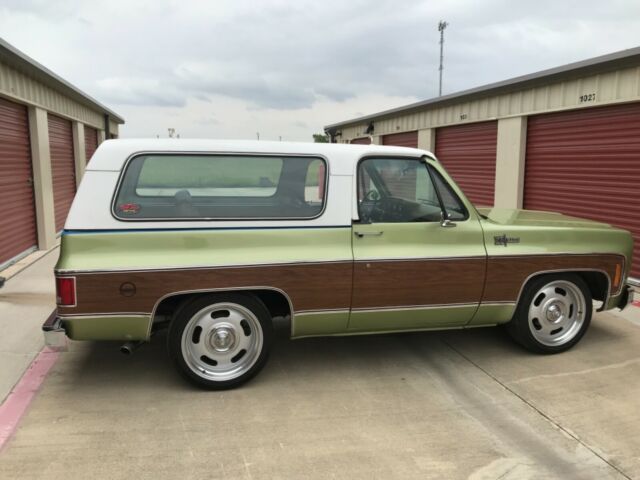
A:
43,139,635,389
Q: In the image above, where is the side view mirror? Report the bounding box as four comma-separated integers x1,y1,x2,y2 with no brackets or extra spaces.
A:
440,211,456,228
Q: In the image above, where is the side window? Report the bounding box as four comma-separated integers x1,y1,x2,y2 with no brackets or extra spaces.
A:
114,155,327,220
357,158,443,223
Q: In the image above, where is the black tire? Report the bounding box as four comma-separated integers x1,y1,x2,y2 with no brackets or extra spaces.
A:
168,293,273,389
506,273,592,354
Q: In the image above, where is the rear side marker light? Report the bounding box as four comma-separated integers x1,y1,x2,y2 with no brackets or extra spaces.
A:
56,277,76,306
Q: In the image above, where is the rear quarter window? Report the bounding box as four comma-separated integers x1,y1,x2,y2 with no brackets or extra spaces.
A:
113,154,327,220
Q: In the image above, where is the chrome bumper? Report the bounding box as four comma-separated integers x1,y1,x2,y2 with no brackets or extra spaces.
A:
42,309,68,351
619,285,635,311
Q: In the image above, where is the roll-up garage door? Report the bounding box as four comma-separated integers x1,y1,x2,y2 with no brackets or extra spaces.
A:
524,103,640,280
48,114,76,232
382,131,418,148
0,97,37,267
84,126,99,163
435,121,498,207
350,137,371,145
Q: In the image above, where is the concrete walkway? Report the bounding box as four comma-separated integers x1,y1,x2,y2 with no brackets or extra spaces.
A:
0,249,58,402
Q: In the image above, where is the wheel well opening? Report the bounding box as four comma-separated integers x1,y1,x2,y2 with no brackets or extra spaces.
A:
576,271,609,303
153,289,293,328
520,271,609,304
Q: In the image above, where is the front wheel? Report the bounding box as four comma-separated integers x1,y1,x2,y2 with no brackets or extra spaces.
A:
506,274,592,354
168,293,273,389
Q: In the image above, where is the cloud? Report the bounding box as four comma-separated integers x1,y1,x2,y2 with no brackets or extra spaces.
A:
95,77,186,107
0,0,639,139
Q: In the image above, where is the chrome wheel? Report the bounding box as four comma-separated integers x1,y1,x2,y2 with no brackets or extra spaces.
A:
181,302,264,382
527,280,587,347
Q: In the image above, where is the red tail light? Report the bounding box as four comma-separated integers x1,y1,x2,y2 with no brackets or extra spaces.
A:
56,277,76,306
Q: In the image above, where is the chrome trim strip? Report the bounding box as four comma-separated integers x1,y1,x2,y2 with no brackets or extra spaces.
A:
294,308,350,315
110,151,331,222
56,253,625,278
148,286,296,339
59,312,151,318
354,256,484,263
350,303,478,312
55,259,353,275
59,313,151,319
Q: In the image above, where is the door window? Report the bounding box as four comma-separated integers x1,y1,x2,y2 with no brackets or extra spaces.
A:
357,158,468,223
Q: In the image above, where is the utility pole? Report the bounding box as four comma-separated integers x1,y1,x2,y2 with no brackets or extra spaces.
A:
256,132,260,141
438,20,448,96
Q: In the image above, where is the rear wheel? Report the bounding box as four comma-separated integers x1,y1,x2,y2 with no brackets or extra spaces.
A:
168,293,273,389
506,274,592,353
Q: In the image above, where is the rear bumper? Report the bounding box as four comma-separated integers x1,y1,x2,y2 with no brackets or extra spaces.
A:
42,309,68,351
43,310,152,341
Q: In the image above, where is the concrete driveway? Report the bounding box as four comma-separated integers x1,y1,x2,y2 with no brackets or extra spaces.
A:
1,304,640,479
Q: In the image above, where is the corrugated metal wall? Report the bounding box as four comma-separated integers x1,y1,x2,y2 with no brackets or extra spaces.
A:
0,97,37,266
382,131,418,148
84,125,98,163
338,65,640,141
524,103,640,279
0,59,104,130
48,114,76,232
435,121,498,207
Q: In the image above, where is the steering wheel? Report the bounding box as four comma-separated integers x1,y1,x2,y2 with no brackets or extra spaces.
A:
364,190,381,202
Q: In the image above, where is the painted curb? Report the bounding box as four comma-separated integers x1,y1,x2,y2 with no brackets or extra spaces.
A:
0,348,59,452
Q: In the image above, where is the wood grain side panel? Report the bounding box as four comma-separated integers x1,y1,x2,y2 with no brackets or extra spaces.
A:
351,258,486,309
482,254,623,302
59,262,353,315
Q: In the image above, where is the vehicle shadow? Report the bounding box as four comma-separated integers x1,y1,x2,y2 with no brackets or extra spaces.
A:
56,313,628,395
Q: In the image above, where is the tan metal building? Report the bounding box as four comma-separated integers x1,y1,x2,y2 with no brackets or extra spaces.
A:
0,38,124,269
325,47,640,282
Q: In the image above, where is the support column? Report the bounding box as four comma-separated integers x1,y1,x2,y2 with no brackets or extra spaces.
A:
97,129,106,144
371,135,382,145
417,128,436,152
494,116,527,209
28,107,56,250
72,122,86,187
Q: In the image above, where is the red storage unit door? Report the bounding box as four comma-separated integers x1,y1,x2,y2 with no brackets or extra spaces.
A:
524,102,640,280
84,126,99,163
48,114,76,232
435,121,498,207
350,137,371,145
382,131,418,148
0,98,37,267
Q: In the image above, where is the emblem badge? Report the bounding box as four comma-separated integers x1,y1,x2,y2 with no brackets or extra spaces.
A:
494,234,520,247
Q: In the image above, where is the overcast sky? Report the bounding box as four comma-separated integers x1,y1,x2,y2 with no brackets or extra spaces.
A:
1,0,639,141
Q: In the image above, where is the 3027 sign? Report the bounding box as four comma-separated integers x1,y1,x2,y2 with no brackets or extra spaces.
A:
579,93,596,103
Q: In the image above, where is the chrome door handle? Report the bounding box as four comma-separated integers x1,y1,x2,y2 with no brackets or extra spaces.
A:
354,231,384,238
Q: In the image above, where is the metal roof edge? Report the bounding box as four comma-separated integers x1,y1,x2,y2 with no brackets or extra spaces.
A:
324,46,640,132
0,37,125,124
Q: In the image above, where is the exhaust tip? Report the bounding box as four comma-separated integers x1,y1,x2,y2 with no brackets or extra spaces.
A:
120,341,143,355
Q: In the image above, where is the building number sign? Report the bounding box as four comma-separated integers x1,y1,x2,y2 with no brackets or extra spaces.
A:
579,93,596,103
